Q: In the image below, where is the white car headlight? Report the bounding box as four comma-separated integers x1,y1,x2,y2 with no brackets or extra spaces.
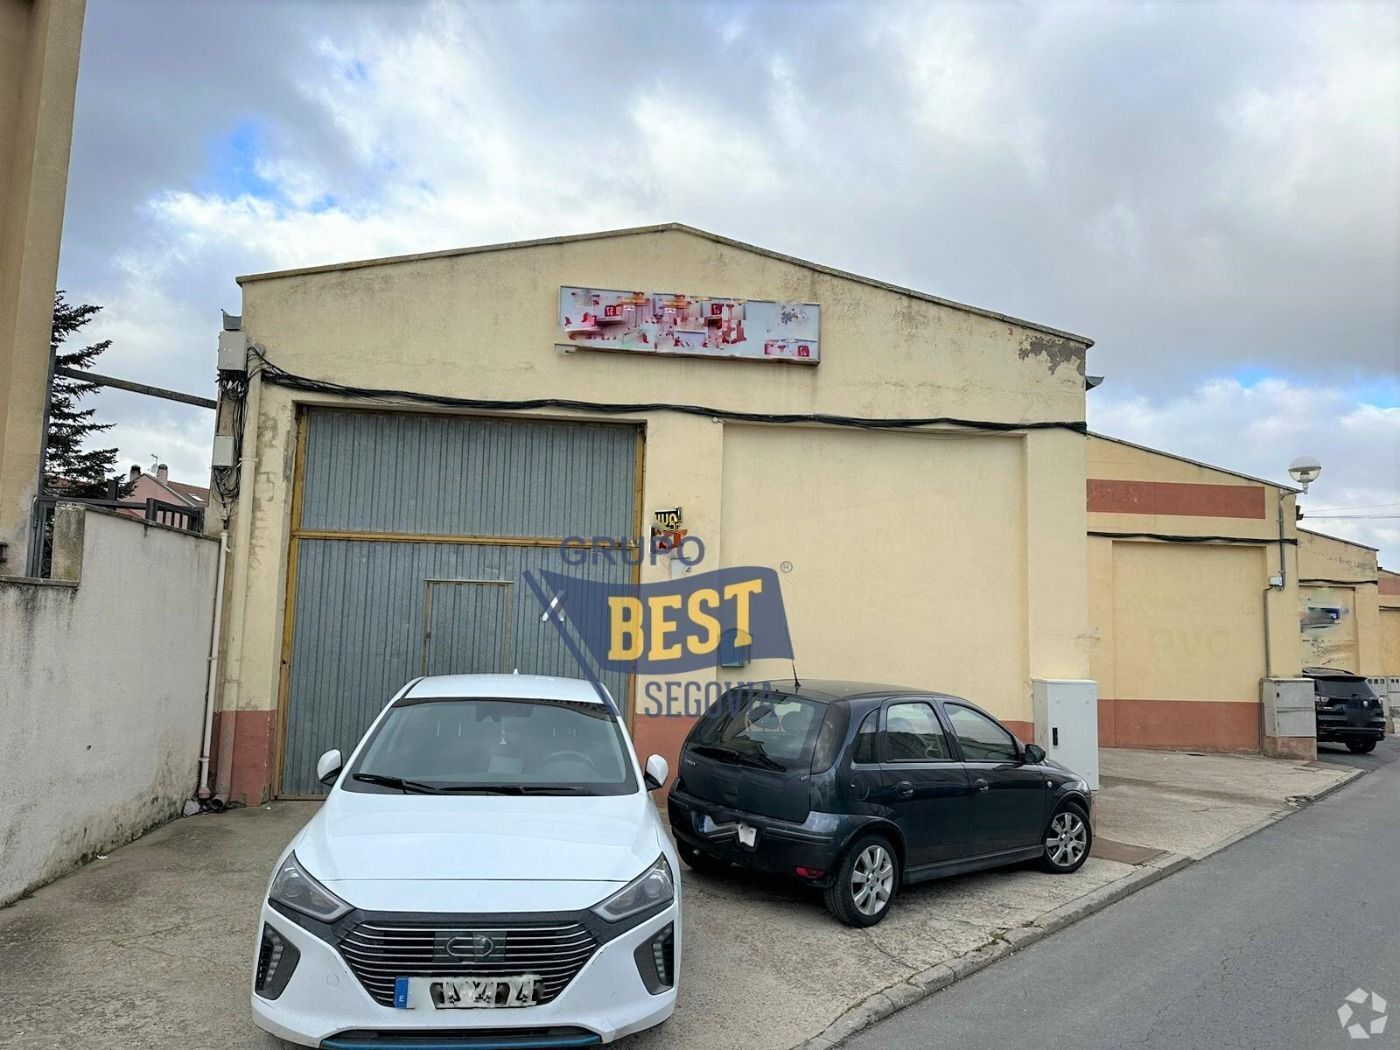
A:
592,855,674,923
269,852,351,922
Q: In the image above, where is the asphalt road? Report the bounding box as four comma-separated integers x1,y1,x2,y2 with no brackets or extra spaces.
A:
847,738,1400,1050
1316,734,1400,772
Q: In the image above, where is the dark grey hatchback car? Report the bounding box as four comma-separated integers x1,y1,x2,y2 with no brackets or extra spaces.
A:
667,680,1094,926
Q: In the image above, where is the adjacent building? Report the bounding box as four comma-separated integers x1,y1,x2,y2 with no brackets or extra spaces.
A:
1085,434,1302,753
1297,528,1381,676
0,0,85,572
209,223,1096,803
1381,570,1400,676
121,462,209,522
1084,431,1397,756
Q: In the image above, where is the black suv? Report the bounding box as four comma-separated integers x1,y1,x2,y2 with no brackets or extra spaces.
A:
1305,667,1387,754
666,680,1094,927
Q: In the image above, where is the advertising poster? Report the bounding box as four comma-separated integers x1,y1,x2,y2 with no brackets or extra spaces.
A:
558,287,820,364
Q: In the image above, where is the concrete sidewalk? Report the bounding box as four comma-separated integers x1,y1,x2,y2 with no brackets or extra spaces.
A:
0,749,1358,1050
1095,747,1359,859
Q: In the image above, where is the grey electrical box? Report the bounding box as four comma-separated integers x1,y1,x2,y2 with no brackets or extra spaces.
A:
1033,678,1100,790
217,330,248,372
211,434,236,469
1261,678,1315,739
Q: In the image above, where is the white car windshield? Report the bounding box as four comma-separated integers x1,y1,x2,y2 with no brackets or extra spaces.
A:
344,697,638,796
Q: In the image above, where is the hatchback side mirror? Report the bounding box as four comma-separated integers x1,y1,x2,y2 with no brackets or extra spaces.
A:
317,748,344,786
1023,743,1047,765
644,754,669,791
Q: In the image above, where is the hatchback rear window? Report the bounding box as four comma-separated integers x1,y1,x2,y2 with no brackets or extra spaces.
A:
690,690,825,772
1315,678,1380,702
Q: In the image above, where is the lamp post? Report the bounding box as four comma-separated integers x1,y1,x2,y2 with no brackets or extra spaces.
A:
1262,457,1323,680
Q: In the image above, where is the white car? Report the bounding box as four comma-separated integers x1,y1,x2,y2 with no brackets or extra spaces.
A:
251,674,681,1048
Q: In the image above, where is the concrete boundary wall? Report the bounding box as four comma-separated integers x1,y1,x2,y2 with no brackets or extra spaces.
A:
0,504,217,905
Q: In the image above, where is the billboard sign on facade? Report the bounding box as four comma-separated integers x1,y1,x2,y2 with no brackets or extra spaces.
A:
558,286,820,364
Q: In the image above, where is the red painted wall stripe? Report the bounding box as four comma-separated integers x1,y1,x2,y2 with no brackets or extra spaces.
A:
1087,479,1266,519
1098,697,1259,752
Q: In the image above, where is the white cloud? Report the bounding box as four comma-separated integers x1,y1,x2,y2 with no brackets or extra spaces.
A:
1090,377,1400,565
89,387,213,493
1219,4,1400,237
53,0,1398,565
872,7,1047,175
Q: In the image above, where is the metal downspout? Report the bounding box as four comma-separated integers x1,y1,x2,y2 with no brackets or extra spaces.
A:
196,529,229,798
1260,491,1290,750
212,363,263,805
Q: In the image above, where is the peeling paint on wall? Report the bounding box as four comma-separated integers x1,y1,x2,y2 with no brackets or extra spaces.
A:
1301,586,1358,669
1018,333,1086,375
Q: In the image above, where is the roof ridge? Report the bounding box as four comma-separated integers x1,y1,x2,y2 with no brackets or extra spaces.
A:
236,222,1093,346
1088,432,1302,492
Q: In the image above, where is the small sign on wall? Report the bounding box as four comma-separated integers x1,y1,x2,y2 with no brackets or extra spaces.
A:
558,287,820,364
651,507,686,556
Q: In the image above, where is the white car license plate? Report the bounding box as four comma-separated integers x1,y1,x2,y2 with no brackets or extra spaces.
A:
737,822,757,848
394,975,537,1010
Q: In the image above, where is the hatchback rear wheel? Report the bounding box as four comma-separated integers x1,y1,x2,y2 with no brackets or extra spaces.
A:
1347,739,1378,754
824,834,899,927
1039,804,1091,873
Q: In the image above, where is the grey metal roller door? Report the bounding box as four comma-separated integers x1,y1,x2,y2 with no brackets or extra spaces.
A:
280,408,639,796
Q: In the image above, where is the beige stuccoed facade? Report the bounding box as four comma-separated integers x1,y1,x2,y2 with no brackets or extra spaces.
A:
0,0,85,573
1085,434,1301,753
1297,528,1381,676
1380,569,1400,677
211,224,1095,803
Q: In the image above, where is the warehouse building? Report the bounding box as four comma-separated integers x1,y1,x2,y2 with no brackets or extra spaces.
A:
1381,569,1400,729
1297,528,1381,676
1382,570,1400,674
1085,434,1304,754
208,224,1096,803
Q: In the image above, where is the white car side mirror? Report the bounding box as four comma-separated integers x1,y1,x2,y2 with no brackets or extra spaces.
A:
643,754,669,791
316,748,344,786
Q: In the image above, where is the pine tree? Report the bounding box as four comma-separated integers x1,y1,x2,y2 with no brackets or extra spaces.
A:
45,292,128,498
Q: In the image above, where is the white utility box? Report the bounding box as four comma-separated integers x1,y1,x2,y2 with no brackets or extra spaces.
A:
211,434,236,469
1261,678,1316,740
217,329,248,372
1032,678,1100,791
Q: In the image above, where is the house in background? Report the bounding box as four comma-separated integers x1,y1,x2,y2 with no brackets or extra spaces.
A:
121,463,209,523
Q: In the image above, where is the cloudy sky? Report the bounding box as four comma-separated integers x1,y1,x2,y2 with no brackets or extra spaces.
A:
58,0,1399,561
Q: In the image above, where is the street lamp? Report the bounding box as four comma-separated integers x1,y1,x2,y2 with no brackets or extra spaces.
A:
1288,456,1322,494
1269,454,1324,590
1263,455,1324,679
